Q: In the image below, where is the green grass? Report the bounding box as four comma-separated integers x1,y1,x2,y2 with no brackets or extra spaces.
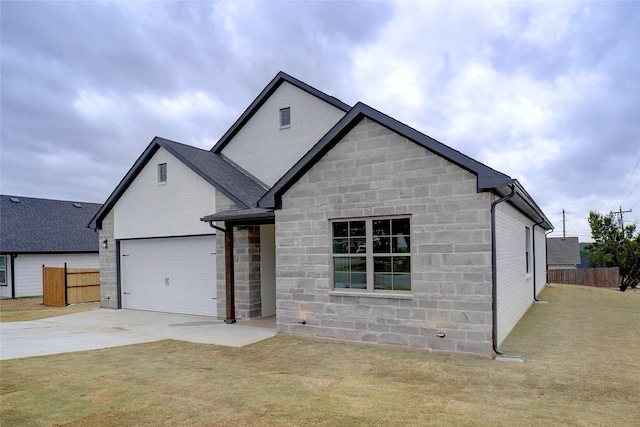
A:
1,285,638,426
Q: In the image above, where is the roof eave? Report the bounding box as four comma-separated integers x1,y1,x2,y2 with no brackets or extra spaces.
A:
259,102,516,209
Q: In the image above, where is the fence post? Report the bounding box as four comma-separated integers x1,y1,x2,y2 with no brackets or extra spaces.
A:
64,262,68,306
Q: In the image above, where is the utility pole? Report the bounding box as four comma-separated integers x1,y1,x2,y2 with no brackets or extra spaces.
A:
562,209,566,239
611,206,632,229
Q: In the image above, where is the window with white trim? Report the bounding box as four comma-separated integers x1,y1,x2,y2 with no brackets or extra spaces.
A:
158,163,167,183
331,217,411,292
0,255,6,286
280,107,291,128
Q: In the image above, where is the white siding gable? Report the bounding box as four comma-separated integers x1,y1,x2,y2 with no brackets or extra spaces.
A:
221,81,346,187
114,147,217,239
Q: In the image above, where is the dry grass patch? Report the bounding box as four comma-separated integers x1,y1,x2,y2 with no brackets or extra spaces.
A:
1,285,638,426
0,297,99,322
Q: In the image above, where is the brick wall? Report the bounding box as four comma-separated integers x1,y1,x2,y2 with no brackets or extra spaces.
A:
234,225,262,319
275,118,495,357
495,201,539,344
113,147,217,239
221,81,346,187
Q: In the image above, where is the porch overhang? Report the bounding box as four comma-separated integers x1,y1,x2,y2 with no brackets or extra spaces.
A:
200,207,275,325
200,207,275,225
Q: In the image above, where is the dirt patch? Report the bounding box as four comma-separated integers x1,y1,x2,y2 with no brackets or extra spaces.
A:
0,296,45,310
0,297,99,322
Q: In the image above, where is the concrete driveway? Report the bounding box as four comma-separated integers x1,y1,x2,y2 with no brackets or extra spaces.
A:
0,308,276,360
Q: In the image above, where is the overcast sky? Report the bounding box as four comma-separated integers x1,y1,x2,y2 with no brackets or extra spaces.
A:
1,1,639,241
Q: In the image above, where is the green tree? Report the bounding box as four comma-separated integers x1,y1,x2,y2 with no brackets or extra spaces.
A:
585,211,640,291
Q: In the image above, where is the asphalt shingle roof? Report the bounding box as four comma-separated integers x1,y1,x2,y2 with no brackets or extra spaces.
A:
160,138,266,207
1,195,101,253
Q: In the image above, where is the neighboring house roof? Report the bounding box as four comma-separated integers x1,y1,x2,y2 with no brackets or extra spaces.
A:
0,195,101,253
256,102,553,230
547,237,582,265
89,137,266,229
211,71,351,154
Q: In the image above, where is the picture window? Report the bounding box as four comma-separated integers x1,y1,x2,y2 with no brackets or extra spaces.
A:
332,216,411,292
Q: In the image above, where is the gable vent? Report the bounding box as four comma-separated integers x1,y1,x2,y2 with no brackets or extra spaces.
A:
73,203,82,208
10,197,20,203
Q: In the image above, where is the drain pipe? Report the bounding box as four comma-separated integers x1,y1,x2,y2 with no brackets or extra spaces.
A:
208,221,236,324
491,184,521,360
545,228,554,285
532,220,547,303
10,254,17,299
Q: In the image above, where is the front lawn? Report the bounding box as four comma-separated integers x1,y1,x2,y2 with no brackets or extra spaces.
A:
1,285,638,426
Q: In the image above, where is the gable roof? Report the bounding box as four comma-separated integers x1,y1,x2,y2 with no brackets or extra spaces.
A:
0,195,101,253
257,101,552,229
90,137,266,229
211,71,351,153
547,237,581,265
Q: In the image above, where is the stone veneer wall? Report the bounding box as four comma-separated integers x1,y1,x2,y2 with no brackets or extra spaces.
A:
276,118,495,357
234,226,262,319
99,210,118,309
214,190,263,320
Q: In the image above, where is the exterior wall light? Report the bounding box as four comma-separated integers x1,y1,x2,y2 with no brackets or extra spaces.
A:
101,239,108,249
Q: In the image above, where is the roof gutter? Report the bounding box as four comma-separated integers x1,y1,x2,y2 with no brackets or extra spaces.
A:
490,184,523,361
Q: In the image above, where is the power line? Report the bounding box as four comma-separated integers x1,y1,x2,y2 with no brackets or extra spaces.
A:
620,174,640,206
613,157,640,210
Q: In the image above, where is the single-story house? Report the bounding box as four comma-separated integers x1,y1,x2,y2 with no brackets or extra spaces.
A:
90,72,552,357
547,237,581,270
0,195,102,298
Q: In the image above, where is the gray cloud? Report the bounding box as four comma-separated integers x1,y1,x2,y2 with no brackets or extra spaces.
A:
1,1,638,239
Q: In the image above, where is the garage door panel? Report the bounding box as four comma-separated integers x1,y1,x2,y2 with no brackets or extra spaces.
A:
120,236,217,317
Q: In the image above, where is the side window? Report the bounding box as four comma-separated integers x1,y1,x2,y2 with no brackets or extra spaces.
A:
0,255,6,285
158,163,167,184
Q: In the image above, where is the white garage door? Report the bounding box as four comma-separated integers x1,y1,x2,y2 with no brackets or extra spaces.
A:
120,236,217,317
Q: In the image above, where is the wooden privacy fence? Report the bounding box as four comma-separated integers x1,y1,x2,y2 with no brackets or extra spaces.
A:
43,265,100,307
547,267,620,288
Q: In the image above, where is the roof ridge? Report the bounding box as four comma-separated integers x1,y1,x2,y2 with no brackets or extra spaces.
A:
0,194,103,205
